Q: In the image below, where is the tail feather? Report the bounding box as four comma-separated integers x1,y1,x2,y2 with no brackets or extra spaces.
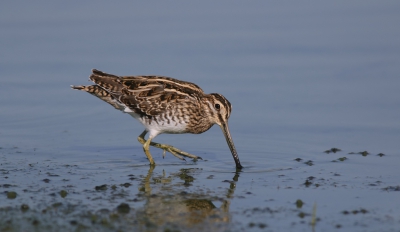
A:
71,85,86,90
71,85,111,97
70,84,125,111
89,69,123,92
71,69,128,112
92,69,119,78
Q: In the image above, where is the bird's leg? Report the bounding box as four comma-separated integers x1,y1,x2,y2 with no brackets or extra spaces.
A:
137,130,155,166
137,130,148,145
137,130,184,161
137,130,201,161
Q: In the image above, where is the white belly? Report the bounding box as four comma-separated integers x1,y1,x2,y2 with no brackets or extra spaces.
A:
125,109,188,134
106,97,189,136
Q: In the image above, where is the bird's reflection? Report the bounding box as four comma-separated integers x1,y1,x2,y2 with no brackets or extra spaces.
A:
135,165,241,230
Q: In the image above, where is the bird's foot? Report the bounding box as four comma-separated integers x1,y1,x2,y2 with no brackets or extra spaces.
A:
155,143,202,161
137,136,201,161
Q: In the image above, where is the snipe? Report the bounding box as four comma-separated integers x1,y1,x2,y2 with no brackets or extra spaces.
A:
71,69,242,169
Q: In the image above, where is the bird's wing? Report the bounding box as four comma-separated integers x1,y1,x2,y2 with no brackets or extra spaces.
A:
89,69,204,116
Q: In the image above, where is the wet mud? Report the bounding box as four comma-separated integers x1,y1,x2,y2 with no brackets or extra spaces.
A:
1,145,400,231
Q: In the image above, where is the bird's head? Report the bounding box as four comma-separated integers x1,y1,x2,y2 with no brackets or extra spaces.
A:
206,93,242,169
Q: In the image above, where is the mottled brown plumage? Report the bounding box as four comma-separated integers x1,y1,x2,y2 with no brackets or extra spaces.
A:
71,69,242,168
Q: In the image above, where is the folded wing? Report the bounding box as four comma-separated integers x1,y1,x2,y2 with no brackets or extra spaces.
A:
73,69,205,117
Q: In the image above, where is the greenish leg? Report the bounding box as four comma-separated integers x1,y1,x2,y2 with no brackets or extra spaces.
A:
138,130,155,166
137,130,201,161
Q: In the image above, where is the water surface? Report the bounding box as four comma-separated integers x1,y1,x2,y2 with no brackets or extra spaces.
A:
1,1,400,231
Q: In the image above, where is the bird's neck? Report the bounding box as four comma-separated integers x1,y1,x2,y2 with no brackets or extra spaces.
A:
185,98,215,134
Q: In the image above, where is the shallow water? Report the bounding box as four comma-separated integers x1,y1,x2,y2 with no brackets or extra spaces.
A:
1,1,400,231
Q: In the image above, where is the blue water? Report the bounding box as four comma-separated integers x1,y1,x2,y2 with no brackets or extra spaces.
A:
1,1,400,231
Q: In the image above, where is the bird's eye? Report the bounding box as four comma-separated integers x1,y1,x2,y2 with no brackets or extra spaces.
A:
215,104,220,110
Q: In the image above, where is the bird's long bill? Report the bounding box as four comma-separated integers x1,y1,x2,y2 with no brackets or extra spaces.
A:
220,122,243,169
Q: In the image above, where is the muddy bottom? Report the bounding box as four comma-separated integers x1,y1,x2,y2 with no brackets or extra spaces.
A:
1,145,400,232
